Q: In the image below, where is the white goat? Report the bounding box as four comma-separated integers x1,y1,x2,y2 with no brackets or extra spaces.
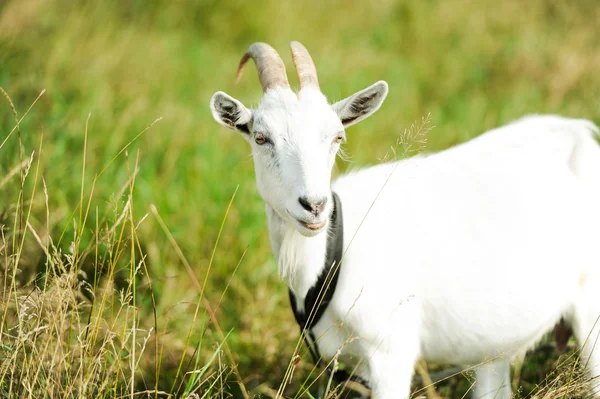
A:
210,41,600,399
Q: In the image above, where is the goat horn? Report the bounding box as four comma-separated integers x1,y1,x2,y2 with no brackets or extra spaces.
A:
235,42,289,92
290,41,319,90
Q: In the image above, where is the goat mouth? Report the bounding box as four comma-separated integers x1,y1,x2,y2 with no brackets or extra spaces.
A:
286,210,327,232
298,220,326,230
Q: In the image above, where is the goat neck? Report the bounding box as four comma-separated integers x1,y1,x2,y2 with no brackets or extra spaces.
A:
266,201,329,302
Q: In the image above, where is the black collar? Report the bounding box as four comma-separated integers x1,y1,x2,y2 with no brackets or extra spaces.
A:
288,191,344,332
286,193,369,388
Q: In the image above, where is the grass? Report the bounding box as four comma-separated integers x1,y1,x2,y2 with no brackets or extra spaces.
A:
1,0,600,397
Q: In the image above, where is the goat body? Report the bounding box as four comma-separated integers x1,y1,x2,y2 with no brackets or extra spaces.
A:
273,115,600,398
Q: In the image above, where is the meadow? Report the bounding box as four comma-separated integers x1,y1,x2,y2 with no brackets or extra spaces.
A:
1,0,599,397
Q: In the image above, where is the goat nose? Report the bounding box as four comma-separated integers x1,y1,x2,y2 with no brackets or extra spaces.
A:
299,196,328,214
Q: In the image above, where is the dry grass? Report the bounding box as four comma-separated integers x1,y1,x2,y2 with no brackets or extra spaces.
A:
0,91,234,398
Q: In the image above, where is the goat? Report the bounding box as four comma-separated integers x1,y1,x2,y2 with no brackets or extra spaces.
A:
209,41,600,399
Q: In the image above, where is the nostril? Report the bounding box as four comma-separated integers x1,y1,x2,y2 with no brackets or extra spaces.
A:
298,196,328,214
299,196,313,212
314,196,327,213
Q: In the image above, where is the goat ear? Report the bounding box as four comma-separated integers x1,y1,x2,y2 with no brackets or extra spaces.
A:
332,81,389,128
210,91,253,134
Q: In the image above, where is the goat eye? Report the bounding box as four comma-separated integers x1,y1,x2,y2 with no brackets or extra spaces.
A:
334,135,344,144
255,134,266,145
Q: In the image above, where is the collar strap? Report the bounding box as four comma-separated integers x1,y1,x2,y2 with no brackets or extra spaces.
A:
287,193,369,388
289,191,343,331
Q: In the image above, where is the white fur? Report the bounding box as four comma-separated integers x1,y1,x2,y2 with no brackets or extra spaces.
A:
211,78,600,398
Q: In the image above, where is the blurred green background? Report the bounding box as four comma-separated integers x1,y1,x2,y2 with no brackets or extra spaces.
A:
1,0,599,397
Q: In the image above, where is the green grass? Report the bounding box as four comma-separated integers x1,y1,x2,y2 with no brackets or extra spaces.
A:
1,0,600,397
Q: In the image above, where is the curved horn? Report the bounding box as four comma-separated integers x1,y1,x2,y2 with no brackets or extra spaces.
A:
235,42,289,92
290,41,319,90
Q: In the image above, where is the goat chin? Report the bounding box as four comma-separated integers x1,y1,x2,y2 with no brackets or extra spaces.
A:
268,115,600,399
